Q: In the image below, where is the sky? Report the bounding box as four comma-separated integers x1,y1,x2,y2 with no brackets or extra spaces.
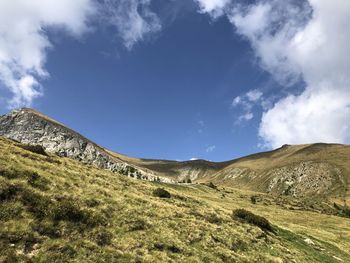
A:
0,0,349,161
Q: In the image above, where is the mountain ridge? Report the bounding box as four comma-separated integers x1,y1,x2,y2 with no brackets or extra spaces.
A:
0,108,349,202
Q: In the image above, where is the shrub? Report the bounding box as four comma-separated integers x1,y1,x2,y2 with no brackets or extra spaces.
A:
0,182,22,201
153,188,171,198
0,202,23,220
128,218,149,231
250,196,257,204
21,189,51,219
19,144,48,156
0,169,18,180
93,229,113,246
31,220,61,238
153,243,181,253
207,182,217,190
52,198,87,223
187,178,192,184
85,198,100,207
0,169,50,191
232,209,272,232
344,207,350,217
205,213,223,224
27,172,50,191
231,239,248,252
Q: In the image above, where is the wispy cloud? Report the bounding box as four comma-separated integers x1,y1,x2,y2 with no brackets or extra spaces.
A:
197,120,205,133
100,0,161,50
231,89,263,124
206,145,216,153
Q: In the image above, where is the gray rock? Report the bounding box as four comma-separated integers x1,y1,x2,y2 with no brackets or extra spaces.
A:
0,108,172,183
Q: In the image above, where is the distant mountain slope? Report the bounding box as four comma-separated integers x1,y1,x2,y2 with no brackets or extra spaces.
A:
1,108,349,202
203,144,350,202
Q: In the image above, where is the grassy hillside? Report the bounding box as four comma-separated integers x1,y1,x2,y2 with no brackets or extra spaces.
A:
1,137,350,262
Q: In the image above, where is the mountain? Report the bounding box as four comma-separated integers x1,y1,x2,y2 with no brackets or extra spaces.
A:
1,108,350,262
0,108,174,183
1,136,350,262
1,108,349,203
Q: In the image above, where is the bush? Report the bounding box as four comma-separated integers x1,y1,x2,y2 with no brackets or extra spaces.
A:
0,202,23,220
19,144,48,156
27,172,50,191
52,198,88,223
207,182,217,190
205,213,223,224
128,218,149,231
0,169,50,191
187,178,192,184
0,182,22,201
93,229,113,246
250,196,257,204
344,207,350,217
153,188,171,198
232,209,272,232
21,189,51,219
85,198,100,207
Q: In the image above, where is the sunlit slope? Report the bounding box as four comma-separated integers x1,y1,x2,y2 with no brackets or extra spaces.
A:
1,137,350,262
1,109,348,202
197,144,350,202
116,143,350,202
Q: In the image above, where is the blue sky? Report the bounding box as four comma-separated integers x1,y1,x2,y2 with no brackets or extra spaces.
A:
0,0,349,161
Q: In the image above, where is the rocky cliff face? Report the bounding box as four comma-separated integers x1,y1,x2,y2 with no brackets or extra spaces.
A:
0,108,172,183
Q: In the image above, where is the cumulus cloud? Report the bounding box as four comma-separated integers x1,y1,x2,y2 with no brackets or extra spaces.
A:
0,0,164,108
200,0,350,148
233,0,350,148
100,0,161,49
195,0,230,18
0,0,96,108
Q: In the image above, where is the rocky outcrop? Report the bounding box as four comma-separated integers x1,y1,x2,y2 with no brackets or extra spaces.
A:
0,108,173,183
266,161,343,197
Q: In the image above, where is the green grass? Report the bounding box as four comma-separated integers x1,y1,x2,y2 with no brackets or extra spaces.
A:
0,137,349,262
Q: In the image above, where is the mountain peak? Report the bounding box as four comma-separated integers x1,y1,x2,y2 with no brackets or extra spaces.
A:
0,108,174,183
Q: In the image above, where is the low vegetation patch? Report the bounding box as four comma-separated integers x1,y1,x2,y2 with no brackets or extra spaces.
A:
207,182,218,190
153,188,171,198
250,195,257,204
334,203,350,218
232,209,273,232
18,144,48,156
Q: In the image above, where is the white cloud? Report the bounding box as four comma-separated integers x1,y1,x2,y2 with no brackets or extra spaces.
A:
190,157,199,161
195,0,230,18
100,0,161,50
206,145,216,153
0,0,95,108
201,0,350,148
240,0,350,148
246,89,263,102
0,0,163,108
259,87,350,148
231,89,263,124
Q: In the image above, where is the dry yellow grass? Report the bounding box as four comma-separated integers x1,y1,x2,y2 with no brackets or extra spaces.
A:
0,137,349,262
